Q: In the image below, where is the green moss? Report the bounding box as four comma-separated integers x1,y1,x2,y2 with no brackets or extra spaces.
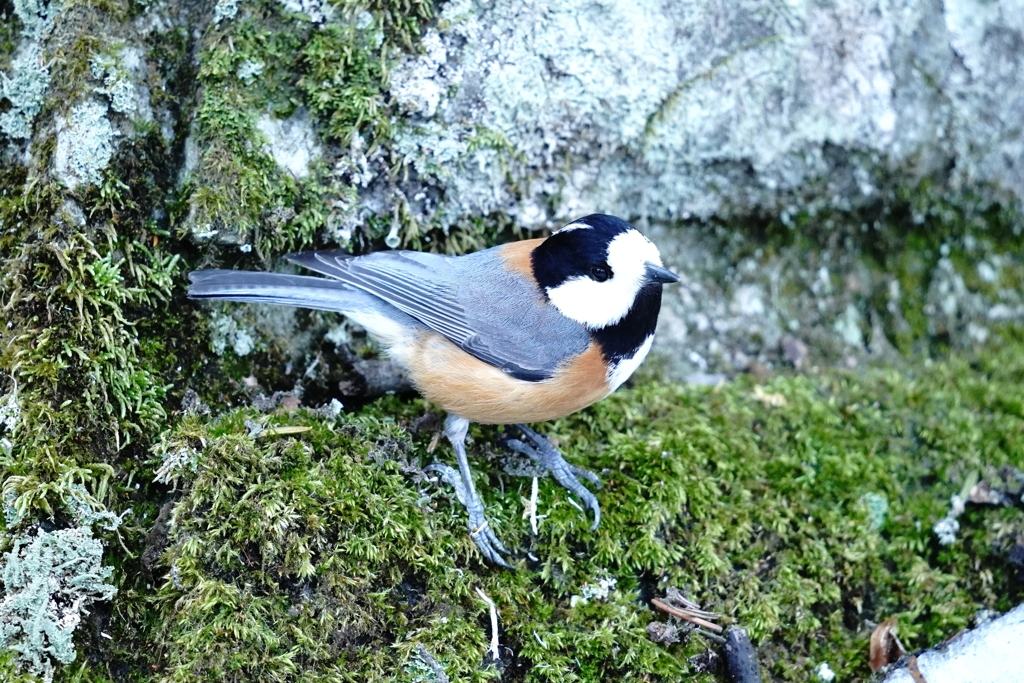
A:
177,0,434,258
0,0,20,75
0,124,202,679
176,0,522,260
0,193,176,513
298,18,391,147
96,332,1023,682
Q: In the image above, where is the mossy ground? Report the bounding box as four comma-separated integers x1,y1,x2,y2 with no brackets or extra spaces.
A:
69,334,1024,683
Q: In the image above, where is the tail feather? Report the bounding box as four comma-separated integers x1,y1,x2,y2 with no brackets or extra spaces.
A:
187,269,424,347
188,270,368,313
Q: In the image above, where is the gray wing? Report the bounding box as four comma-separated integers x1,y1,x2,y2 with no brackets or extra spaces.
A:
286,248,590,381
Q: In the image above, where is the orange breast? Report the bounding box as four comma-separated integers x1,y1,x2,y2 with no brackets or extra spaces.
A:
398,332,611,425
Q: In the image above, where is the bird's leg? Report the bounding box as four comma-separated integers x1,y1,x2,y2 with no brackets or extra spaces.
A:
424,415,512,568
505,424,602,531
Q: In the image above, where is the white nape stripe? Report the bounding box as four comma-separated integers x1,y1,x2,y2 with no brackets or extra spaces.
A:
552,220,590,234
545,229,664,329
606,335,654,391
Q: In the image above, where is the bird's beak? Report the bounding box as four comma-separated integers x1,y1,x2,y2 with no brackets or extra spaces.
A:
645,262,680,284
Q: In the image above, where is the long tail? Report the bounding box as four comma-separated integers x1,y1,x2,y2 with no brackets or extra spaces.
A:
188,270,372,313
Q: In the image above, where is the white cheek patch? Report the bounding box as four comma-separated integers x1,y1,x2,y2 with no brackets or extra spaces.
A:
606,335,654,391
545,229,664,329
546,276,636,328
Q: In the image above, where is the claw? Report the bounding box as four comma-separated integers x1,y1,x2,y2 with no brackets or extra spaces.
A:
470,520,513,568
570,464,603,489
509,424,603,531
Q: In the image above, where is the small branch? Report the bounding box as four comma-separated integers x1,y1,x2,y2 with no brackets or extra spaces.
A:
651,598,724,632
475,587,500,662
696,627,727,644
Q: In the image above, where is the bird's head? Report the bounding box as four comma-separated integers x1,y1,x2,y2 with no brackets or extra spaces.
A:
531,214,679,330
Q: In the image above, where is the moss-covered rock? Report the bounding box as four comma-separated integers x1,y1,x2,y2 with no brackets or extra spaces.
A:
82,337,1024,682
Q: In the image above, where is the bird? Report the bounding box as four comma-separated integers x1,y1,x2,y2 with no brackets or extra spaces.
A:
187,213,679,567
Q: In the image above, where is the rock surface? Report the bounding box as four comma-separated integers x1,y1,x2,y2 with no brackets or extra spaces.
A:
881,604,1024,683
392,0,1024,226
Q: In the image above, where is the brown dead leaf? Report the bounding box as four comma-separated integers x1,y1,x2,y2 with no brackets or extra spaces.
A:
869,617,906,672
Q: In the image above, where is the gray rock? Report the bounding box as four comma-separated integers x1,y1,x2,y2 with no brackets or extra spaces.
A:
389,0,1024,227
881,604,1024,683
255,108,323,179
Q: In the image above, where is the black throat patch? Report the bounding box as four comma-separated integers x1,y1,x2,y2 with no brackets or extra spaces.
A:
591,283,663,362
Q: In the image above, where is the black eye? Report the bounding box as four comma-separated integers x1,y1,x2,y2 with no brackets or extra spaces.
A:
590,264,611,282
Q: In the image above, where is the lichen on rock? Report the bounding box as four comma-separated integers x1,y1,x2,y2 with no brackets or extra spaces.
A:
387,0,1024,227
0,0,61,140
54,99,118,189
0,527,116,682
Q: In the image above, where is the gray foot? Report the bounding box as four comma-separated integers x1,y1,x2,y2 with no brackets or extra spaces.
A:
505,424,602,531
424,462,511,567
426,415,512,568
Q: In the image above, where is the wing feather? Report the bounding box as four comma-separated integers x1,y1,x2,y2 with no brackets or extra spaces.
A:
286,249,589,381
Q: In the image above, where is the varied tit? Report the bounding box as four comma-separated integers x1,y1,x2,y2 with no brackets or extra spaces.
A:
188,213,679,567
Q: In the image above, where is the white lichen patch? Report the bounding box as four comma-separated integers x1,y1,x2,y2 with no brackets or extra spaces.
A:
178,131,199,185
154,446,201,484
63,484,131,532
319,398,344,419
0,0,62,139
237,59,265,85
0,527,116,682
256,108,322,178
570,575,617,607
209,311,257,357
933,494,966,546
389,30,458,118
278,0,331,23
731,284,767,317
0,382,21,438
214,0,240,23
1,44,50,140
860,492,889,531
54,99,118,189
90,55,136,114
834,303,865,347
